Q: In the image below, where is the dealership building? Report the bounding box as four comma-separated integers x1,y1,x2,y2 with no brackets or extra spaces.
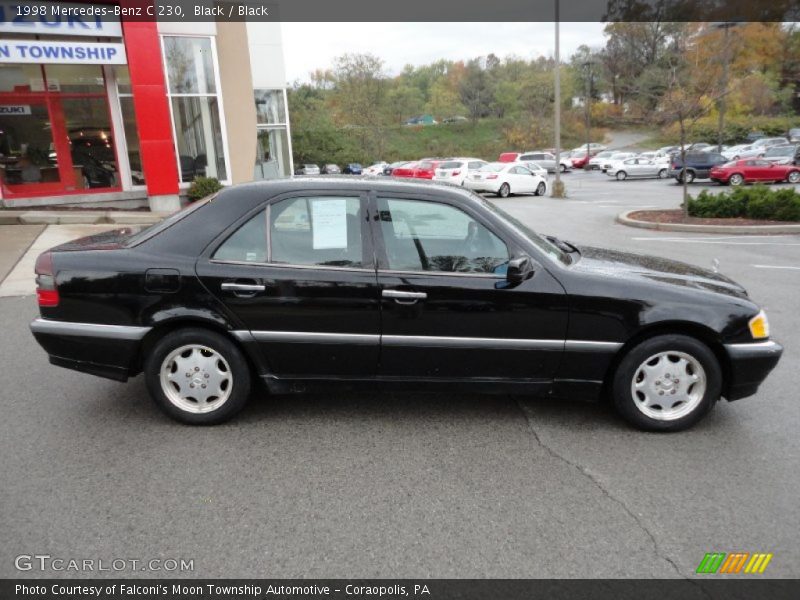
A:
0,1,292,211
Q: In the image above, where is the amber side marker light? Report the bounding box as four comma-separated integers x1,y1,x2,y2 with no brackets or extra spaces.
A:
748,310,769,340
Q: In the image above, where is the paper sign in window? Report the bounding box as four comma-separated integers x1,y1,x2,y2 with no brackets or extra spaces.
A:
311,199,348,249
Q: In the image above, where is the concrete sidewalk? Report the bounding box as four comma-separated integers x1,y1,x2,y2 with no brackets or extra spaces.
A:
0,210,166,226
0,224,121,298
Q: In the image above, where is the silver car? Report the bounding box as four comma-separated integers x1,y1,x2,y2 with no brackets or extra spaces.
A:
518,151,570,173
606,157,670,181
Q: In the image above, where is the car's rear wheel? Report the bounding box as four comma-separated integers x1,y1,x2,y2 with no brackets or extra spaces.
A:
611,334,721,432
559,164,567,173
681,170,695,184
787,170,800,183
145,328,251,425
498,183,511,198
729,173,745,186
616,171,627,181
658,168,668,179
535,181,546,196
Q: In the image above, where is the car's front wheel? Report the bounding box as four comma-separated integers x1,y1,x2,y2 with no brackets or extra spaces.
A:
145,328,251,425
535,181,546,196
787,170,800,184
611,334,721,432
498,183,511,198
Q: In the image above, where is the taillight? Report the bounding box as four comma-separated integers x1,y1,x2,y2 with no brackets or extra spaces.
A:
35,251,59,307
487,174,498,179
452,170,461,176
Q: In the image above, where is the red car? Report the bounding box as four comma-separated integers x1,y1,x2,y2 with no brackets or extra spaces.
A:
390,161,418,178
570,152,591,169
709,159,800,186
498,152,521,163
413,160,442,179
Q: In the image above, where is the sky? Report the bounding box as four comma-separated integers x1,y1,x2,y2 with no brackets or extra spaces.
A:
280,22,607,84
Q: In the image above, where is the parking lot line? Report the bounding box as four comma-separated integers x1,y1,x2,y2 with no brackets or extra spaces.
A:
751,264,800,270
632,237,800,246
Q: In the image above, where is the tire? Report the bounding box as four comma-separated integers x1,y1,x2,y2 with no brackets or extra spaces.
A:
145,328,252,425
658,168,668,179
787,170,800,184
616,171,627,181
559,164,567,173
684,170,696,184
535,181,546,196
498,183,511,198
729,173,744,186
611,334,721,432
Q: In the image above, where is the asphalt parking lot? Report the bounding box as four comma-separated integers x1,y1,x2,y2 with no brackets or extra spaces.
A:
1,171,798,579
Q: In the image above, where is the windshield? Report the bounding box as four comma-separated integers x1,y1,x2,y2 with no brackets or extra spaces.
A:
470,195,570,265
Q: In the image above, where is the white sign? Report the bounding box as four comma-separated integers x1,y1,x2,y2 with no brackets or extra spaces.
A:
0,40,127,65
311,199,349,250
0,104,31,116
0,2,122,38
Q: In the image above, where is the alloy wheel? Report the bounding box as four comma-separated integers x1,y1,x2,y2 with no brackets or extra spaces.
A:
160,344,232,414
630,351,707,421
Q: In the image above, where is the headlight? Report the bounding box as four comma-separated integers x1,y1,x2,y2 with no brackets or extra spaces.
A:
748,310,770,339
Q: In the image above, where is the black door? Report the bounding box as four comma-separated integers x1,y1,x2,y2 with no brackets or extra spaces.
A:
196,191,380,380
371,193,568,384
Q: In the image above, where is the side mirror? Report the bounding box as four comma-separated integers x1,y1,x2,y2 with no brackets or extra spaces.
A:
506,256,535,284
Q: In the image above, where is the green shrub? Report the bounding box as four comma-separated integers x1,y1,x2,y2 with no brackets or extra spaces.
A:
688,185,800,221
187,176,223,201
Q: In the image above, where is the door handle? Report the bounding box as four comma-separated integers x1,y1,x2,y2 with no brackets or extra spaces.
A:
221,282,266,295
382,289,427,304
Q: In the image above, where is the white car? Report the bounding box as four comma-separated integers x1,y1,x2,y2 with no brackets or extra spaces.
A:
433,158,488,186
722,144,751,160
362,162,389,176
513,161,548,178
517,151,571,173
606,157,670,180
637,151,670,165
571,143,606,154
601,152,637,172
588,150,616,170
463,162,548,198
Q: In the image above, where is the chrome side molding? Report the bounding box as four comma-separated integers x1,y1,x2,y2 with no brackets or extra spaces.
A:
30,318,151,341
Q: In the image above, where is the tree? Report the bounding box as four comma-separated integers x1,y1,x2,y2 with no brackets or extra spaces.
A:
459,59,493,123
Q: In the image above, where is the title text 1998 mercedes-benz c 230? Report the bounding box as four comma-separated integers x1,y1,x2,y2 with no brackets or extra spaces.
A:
30,179,782,431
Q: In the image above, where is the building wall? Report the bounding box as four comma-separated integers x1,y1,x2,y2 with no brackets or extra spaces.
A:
216,22,258,185
246,23,288,89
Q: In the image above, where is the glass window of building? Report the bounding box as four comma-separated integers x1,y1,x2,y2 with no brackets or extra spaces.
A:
163,36,227,182
114,66,145,185
254,89,290,179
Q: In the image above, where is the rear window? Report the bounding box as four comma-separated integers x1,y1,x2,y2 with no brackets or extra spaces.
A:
126,195,214,247
418,162,434,170
439,161,463,169
480,164,505,172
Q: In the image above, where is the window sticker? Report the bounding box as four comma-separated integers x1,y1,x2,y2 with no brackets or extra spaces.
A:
311,198,348,249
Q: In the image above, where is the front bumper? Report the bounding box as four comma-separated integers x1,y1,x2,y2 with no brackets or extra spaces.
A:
723,340,783,400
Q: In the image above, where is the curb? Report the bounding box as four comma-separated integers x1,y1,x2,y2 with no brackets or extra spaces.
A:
616,210,800,234
0,211,166,226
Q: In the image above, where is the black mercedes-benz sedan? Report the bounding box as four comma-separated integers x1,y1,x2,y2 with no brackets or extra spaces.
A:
30,178,782,430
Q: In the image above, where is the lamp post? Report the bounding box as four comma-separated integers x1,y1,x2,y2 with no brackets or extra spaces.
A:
582,60,594,169
716,22,738,153
551,0,566,198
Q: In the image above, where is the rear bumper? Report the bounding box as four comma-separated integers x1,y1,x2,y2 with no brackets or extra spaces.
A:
723,340,783,400
30,318,149,382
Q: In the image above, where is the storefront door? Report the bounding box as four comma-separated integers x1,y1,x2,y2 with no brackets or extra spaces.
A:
0,94,76,196
0,65,121,199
